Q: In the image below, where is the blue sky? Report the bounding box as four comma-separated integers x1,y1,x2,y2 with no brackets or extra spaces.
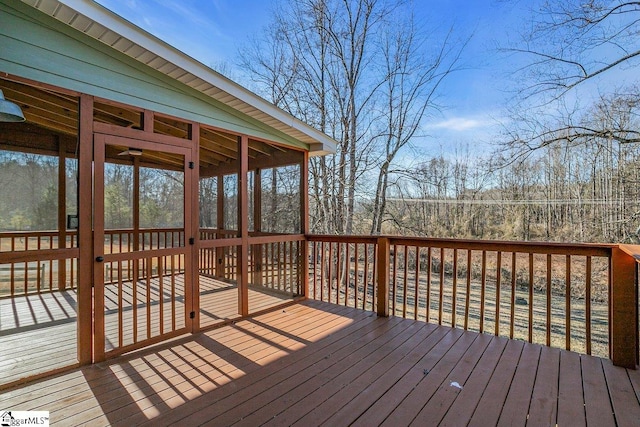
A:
95,0,530,155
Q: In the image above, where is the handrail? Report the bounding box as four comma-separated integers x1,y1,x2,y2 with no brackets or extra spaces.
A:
307,234,638,368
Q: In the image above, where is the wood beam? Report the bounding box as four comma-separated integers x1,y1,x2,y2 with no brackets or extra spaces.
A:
238,135,249,316
189,123,200,331
610,247,638,368
58,138,67,291
376,237,390,317
253,169,262,288
301,152,309,298
215,175,224,278
77,94,93,365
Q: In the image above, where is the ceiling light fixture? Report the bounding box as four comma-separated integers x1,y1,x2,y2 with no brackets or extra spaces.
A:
118,148,143,156
0,89,26,122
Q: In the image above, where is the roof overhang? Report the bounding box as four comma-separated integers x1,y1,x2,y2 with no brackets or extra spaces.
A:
20,0,337,156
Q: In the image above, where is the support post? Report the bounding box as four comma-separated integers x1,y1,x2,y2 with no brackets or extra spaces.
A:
301,153,309,298
253,168,262,288
57,138,67,291
216,175,224,278
238,135,249,316
189,122,200,331
77,94,93,365
610,247,638,368
376,237,390,317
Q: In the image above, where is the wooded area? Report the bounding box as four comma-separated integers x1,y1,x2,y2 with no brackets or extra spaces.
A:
240,0,640,244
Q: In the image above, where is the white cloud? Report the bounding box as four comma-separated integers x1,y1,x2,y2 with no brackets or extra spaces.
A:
430,117,485,131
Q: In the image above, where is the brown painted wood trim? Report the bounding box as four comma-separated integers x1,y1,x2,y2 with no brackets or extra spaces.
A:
199,238,243,249
102,246,188,263
190,123,200,332
376,237,390,317
301,153,309,298
238,135,249,316
57,139,67,290
253,168,263,288
77,94,93,366
247,235,305,245
93,122,193,149
0,248,79,264
92,133,106,363
610,247,638,368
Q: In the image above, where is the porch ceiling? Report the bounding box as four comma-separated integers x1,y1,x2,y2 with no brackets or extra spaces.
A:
0,78,301,171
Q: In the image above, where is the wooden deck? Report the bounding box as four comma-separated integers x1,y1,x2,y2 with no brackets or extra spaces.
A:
1,299,638,426
0,276,292,387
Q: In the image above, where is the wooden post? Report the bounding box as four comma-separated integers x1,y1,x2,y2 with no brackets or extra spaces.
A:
189,122,200,331
133,156,140,248
301,152,309,298
610,247,638,368
376,237,390,317
238,135,249,316
57,138,67,291
92,134,106,363
77,94,93,365
252,168,262,288
214,175,225,278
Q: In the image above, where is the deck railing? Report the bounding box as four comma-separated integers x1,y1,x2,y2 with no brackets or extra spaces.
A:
199,228,303,296
0,228,187,296
0,230,78,296
2,229,635,367
307,235,639,368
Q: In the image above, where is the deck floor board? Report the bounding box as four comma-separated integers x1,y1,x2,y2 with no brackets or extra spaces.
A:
0,275,291,386
0,299,638,426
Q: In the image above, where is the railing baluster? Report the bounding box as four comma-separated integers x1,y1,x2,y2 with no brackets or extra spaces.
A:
528,253,534,343
546,254,552,347
336,242,341,305
480,250,486,333
495,251,501,336
321,241,326,302
452,249,458,328
118,262,123,349
146,257,152,340
159,256,164,335
345,243,350,306
171,255,176,331
10,237,15,296
566,254,571,351
354,244,359,309
439,247,444,325
364,243,370,311
414,246,420,321
328,242,333,304
403,245,408,318
465,249,471,330
510,252,516,339
586,256,592,355
392,245,398,316
426,247,431,322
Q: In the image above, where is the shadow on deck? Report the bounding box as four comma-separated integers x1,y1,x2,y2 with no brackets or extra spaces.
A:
1,299,639,426
0,275,293,387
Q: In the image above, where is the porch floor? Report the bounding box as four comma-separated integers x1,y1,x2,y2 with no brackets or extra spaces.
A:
0,275,292,387
1,299,639,426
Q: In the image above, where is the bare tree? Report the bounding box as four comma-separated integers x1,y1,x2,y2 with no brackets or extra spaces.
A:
240,0,465,235
369,15,467,234
502,1,640,151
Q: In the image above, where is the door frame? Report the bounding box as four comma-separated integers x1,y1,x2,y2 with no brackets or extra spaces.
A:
92,132,196,361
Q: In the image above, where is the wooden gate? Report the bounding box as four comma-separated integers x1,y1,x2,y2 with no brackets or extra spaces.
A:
93,133,195,360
